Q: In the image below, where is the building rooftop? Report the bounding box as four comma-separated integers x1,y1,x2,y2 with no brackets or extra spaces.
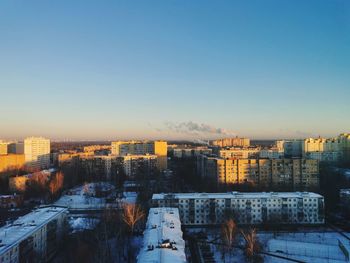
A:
152,191,323,200
137,207,186,263
0,206,67,255
340,189,350,195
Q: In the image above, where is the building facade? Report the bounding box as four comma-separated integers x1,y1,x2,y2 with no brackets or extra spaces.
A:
0,154,25,173
0,141,9,155
7,142,24,154
173,147,213,159
219,147,260,159
197,155,319,190
0,206,67,263
152,192,325,226
211,137,250,148
24,137,50,171
122,154,158,178
111,140,167,170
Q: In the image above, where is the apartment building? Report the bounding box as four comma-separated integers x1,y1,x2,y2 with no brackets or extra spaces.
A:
83,145,111,153
152,192,325,226
122,154,158,178
7,142,24,154
278,134,350,162
24,137,50,170
0,141,9,155
0,154,25,173
79,156,122,181
0,206,67,263
111,140,167,170
197,155,319,190
137,207,186,263
277,140,303,157
211,137,250,148
219,147,260,159
259,148,284,159
173,147,213,158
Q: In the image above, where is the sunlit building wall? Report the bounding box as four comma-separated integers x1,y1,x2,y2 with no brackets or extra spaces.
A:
0,154,25,173
111,140,167,170
211,137,250,148
197,155,319,190
24,137,50,170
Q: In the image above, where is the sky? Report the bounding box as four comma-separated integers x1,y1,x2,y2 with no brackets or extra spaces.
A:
0,0,349,141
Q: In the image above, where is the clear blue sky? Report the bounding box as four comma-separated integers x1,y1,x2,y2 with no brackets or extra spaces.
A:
0,0,349,140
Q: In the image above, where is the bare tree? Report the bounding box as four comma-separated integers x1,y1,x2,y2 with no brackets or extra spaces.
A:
221,218,237,261
49,171,64,197
122,203,145,234
221,218,237,249
241,228,262,263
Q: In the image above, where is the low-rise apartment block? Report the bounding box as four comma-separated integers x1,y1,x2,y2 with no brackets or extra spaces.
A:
137,207,186,263
0,206,67,263
152,192,325,226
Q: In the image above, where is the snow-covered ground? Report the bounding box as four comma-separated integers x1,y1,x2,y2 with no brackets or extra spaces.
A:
55,182,116,210
69,216,100,233
262,231,350,263
186,228,350,263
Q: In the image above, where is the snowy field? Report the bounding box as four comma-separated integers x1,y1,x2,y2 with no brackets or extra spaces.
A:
55,182,116,209
68,216,100,233
262,231,350,263
186,228,350,263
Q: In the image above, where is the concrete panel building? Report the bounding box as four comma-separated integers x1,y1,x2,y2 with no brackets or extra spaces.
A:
111,140,167,170
0,206,67,263
152,192,325,226
196,155,319,190
211,137,250,148
0,154,25,173
24,137,50,171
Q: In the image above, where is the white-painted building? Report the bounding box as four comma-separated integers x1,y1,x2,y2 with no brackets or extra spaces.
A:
0,206,67,263
152,192,324,226
24,137,50,170
137,207,186,263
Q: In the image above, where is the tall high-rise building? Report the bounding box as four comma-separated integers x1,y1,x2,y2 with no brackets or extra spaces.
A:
111,140,167,170
24,137,50,170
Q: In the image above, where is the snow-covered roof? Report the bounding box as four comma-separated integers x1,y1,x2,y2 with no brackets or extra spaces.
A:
0,206,67,255
340,189,350,195
152,191,323,200
137,207,186,263
122,192,138,204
